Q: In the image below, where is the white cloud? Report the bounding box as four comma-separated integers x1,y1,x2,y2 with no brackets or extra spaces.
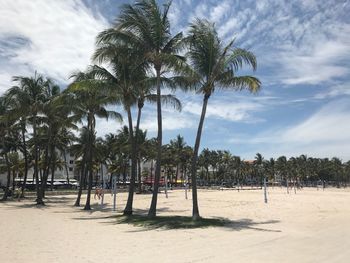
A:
184,99,265,123
210,1,230,24
0,0,108,93
140,110,195,133
231,98,350,160
314,83,350,99
281,41,350,85
206,0,350,86
95,117,123,137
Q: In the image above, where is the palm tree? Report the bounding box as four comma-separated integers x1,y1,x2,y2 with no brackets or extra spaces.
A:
83,57,144,215
134,129,148,193
254,153,264,187
39,92,77,198
198,148,211,184
3,87,31,197
8,152,21,192
9,73,56,205
66,72,122,210
99,0,188,217
232,156,243,187
0,96,13,200
276,156,288,191
186,19,261,219
70,127,90,206
169,135,187,186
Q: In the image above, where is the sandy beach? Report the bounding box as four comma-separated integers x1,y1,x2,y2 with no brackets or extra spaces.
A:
1,188,350,263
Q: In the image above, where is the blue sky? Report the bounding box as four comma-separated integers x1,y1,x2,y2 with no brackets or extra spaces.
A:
0,0,350,160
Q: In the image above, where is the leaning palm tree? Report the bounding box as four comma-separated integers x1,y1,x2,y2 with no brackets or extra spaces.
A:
66,72,122,210
98,0,188,217
186,19,261,219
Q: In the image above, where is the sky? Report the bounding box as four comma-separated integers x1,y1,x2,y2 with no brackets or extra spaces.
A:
0,0,350,160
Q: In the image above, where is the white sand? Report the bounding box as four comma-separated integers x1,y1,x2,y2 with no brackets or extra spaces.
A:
1,187,350,263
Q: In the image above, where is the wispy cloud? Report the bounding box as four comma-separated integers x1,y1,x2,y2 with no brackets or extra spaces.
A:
230,98,350,159
140,107,195,133
314,82,350,99
183,98,266,123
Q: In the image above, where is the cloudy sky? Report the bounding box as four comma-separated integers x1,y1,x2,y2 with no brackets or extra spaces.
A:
1,0,350,160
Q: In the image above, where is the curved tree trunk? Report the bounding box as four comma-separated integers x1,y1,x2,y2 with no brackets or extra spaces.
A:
190,94,210,220
148,69,162,218
123,107,137,215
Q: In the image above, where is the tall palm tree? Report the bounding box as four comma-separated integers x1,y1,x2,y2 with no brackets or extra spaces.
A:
70,127,90,206
186,19,261,219
98,0,188,217
66,72,122,210
39,92,77,198
85,52,146,215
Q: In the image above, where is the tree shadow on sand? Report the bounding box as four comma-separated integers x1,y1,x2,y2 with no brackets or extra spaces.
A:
100,215,281,232
0,196,73,210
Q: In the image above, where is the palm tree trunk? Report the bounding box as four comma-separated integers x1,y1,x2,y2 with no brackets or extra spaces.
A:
33,116,44,205
123,107,137,215
190,94,210,220
84,118,94,210
40,146,50,200
84,168,93,210
74,157,85,206
148,68,162,218
138,158,142,193
20,121,28,197
84,148,93,210
64,150,70,185
50,155,55,191
12,170,16,193
135,103,143,194
1,153,11,201
175,164,179,187
51,162,55,193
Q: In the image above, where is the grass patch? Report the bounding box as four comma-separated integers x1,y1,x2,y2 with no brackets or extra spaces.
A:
115,214,227,230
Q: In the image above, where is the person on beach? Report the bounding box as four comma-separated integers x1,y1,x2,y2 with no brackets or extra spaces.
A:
94,187,104,200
